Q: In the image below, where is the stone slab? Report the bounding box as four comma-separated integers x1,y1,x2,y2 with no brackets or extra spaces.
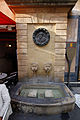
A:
38,90,45,99
45,90,54,98
28,89,37,97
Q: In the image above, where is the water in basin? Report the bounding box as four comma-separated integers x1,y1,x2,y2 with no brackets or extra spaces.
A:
11,82,75,115
19,86,65,99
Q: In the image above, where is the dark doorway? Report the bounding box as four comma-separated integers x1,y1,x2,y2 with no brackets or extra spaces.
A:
0,30,17,75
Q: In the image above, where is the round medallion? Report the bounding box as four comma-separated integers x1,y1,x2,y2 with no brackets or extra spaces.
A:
33,28,50,46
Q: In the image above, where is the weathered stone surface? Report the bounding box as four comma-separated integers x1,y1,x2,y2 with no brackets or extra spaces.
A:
50,17,67,24
15,5,68,81
11,82,76,115
17,30,27,35
16,13,67,18
45,90,54,98
17,48,27,54
55,49,65,55
18,60,28,66
38,90,45,99
5,0,78,6
17,35,27,42
55,43,66,49
28,89,37,97
18,71,27,79
18,65,28,72
16,18,32,23
17,54,28,60
55,35,66,42
55,54,65,60
56,30,67,36
54,59,65,66
17,43,27,49
56,24,67,30
54,66,65,72
16,24,27,29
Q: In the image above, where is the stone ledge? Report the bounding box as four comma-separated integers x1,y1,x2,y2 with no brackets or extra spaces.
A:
5,0,77,6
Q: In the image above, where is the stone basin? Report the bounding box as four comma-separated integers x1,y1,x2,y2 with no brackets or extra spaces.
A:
11,82,75,115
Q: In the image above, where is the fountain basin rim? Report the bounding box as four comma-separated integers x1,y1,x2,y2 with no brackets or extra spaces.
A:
11,82,75,114
11,82,75,106
11,97,75,107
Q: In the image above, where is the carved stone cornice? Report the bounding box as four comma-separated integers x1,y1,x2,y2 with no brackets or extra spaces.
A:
5,0,78,6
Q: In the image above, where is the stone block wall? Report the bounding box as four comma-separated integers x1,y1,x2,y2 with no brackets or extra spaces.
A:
16,8,67,82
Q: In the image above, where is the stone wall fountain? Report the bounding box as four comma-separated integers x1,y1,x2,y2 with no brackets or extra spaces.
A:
11,25,75,115
7,0,77,115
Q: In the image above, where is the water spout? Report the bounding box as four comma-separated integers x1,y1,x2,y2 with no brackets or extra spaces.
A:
30,63,38,83
43,63,52,83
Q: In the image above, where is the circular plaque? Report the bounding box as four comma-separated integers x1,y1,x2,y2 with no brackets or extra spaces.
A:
33,28,50,46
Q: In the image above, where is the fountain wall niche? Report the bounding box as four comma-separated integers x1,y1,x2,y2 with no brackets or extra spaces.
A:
7,0,78,115
27,24,55,82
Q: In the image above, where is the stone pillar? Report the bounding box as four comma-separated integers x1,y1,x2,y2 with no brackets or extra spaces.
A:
16,24,28,79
